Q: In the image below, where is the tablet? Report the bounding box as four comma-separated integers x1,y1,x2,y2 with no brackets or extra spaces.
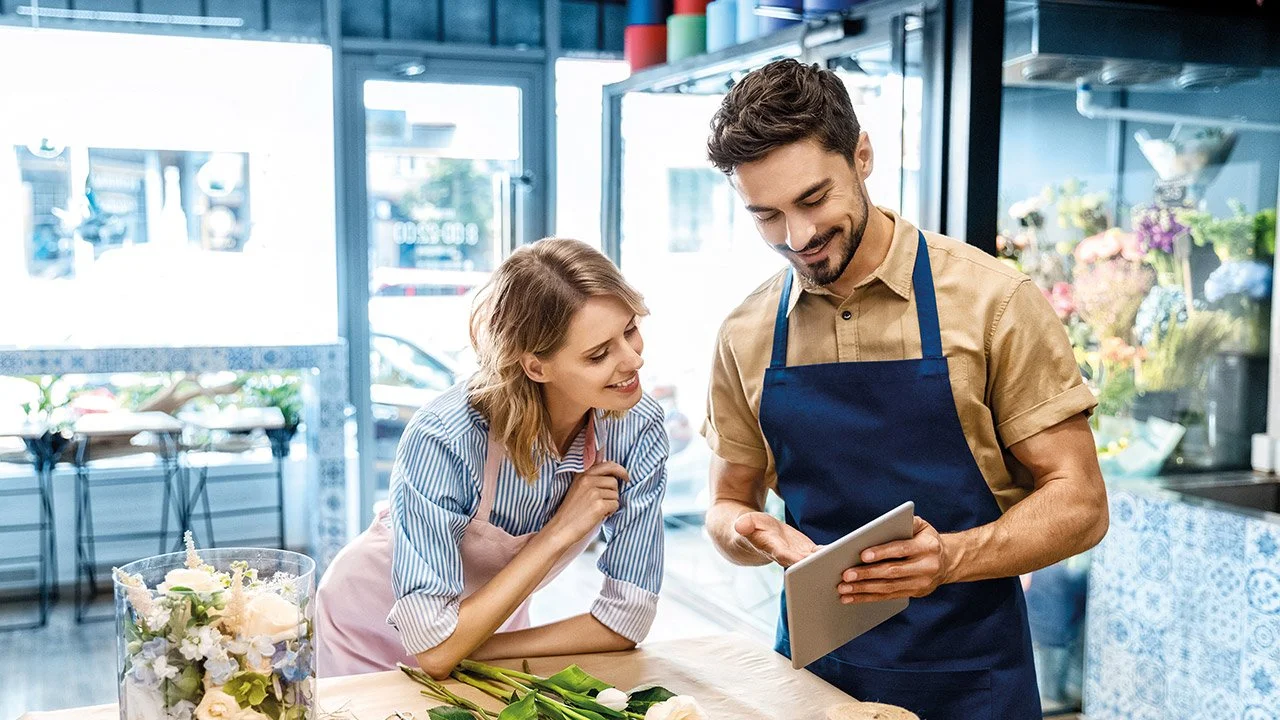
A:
784,501,915,670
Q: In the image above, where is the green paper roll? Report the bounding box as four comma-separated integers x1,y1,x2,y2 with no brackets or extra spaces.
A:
667,14,707,62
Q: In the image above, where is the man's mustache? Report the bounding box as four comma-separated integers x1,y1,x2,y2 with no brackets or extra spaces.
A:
783,227,840,256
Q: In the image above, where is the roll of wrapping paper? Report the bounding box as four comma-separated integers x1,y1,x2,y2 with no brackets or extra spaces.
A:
706,0,737,51
627,0,670,26
737,0,759,42
625,24,667,71
666,14,707,62
757,0,801,34
674,0,711,13
803,0,856,11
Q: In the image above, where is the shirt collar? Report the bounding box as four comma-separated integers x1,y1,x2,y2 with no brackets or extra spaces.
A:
785,207,918,316
554,411,602,475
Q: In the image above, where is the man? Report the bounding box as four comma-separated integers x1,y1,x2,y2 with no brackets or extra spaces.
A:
701,59,1109,719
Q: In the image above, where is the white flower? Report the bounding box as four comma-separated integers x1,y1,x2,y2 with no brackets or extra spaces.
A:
195,687,243,720
1009,197,1046,220
170,700,197,720
238,591,302,641
123,677,167,720
158,567,224,595
179,625,224,661
596,688,629,711
644,696,707,720
144,606,172,633
150,654,180,682
226,634,276,674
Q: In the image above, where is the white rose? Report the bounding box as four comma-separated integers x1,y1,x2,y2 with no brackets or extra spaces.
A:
239,592,303,641
596,688,629,711
158,568,224,595
644,696,707,720
234,710,271,720
123,678,167,720
195,687,243,720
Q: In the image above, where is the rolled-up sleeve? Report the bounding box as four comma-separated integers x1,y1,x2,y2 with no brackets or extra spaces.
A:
988,279,1099,447
591,418,668,644
387,411,474,655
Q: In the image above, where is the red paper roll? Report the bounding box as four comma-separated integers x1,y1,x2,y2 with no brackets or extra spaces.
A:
674,0,711,13
625,24,667,72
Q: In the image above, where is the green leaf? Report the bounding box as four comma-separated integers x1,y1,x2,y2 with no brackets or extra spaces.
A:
625,687,677,713
497,691,542,720
543,666,610,695
428,707,482,720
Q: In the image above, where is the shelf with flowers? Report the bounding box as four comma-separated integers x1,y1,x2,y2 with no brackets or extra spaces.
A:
998,180,1275,475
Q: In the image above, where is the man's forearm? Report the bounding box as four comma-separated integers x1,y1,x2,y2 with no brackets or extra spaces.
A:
706,500,772,566
942,475,1108,584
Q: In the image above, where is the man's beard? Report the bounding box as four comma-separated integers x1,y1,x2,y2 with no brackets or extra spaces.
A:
783,197,869,287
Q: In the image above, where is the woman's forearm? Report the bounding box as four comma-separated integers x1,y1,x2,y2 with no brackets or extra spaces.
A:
415,529,574,679
471,613,635,661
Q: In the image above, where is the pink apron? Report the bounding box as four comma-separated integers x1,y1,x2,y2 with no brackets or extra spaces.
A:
316,421,600,677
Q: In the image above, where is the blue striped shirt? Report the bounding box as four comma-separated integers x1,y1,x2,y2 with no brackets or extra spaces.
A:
387,380,669,654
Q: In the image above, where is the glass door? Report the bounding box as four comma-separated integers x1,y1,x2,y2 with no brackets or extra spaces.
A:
343,58,545,517
611,15,925,636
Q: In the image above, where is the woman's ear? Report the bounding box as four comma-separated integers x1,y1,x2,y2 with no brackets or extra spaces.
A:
521,352,549,384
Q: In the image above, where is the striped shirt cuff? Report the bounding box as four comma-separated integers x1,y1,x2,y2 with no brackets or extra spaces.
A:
388,592,460,655
590,577,659,644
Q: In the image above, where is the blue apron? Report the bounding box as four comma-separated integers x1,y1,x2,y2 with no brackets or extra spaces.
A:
759,231,1041,719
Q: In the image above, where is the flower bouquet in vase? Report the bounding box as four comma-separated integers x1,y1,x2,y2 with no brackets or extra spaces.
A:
114,534,315,720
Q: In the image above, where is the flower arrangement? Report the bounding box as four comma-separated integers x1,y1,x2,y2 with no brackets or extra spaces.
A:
1133,286,1190,346
1137,311,1239,392
114,534,315,720
1072,258,1155,341
401,659,706,720
1181,200,1275,262
1072,228,1144,265
1053,179,1110,239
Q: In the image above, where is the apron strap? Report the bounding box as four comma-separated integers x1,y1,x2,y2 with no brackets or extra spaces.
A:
911,231,944,360
769,268,796,369
476,431,504,523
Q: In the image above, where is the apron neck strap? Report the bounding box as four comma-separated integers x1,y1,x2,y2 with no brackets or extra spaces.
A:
769,230,944,368
769,269,796,369
477,431,504,523
912,231,944,359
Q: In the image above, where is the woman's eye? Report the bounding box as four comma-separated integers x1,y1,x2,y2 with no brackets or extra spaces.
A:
588,352,608,363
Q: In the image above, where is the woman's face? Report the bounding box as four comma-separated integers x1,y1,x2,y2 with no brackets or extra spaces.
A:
527,294,645,414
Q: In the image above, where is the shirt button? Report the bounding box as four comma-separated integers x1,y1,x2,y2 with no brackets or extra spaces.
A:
841,310,852,320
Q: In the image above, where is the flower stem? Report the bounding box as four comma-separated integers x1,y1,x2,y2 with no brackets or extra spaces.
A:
399,664,496,717
456,661,534,694
458,659,543,685
451,670,516,704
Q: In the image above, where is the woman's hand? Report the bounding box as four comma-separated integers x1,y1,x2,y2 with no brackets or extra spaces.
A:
543,461,629,548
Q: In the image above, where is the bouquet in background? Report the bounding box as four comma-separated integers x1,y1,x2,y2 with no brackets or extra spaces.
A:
1138,311,1239,392
1072,258,1156,341
1132,202,1189,284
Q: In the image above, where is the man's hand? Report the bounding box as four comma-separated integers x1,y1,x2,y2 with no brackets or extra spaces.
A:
734,512,819,568
837,516,952,603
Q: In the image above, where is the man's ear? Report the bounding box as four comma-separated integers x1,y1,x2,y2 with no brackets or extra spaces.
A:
855,131,874,180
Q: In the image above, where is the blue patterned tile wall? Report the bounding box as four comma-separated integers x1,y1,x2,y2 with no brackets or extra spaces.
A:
0,343,351,569
1086,488,1280,720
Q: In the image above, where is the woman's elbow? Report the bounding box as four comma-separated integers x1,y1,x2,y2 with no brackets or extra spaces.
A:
416,650,457,681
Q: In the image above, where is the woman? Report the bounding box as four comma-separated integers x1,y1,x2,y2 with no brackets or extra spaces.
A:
317,238,669,679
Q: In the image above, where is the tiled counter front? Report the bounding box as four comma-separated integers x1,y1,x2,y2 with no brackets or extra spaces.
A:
1085,485,1280,720
0,343,351,568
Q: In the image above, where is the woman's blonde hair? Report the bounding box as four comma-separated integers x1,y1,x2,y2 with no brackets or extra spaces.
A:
468,238,648,481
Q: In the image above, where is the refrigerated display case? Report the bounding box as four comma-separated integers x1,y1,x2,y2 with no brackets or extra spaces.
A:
996,0,1280,712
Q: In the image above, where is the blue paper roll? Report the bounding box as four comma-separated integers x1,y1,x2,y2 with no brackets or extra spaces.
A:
757,0,801,33
706,0,737,52
803,0,856,11
628,0,671,26
737,0,759,43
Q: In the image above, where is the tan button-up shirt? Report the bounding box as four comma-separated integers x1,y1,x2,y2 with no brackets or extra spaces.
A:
702,208,1097,512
